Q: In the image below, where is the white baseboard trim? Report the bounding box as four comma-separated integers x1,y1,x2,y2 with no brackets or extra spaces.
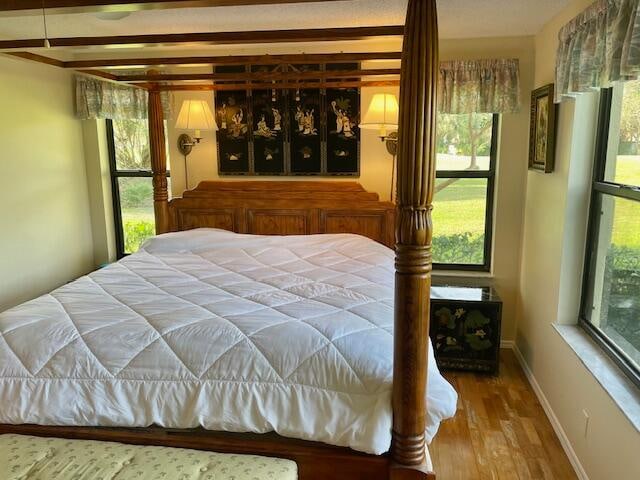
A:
508,344,590,480
500,340,515,349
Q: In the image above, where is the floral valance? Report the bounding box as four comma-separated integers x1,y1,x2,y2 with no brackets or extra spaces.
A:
438,59,521,114
75,76,172,120
556,0,640,102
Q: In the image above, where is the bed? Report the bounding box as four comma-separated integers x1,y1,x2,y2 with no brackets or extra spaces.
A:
0,228,456,454
1,1,442,478
0,180,455,479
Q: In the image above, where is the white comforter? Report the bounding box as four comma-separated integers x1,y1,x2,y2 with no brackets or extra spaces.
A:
0,229,457,454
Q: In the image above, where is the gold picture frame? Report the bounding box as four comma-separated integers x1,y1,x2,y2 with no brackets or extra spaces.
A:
528,83,557,173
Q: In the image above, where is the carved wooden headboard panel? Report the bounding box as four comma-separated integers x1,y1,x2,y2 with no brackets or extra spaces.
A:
168,181,395,248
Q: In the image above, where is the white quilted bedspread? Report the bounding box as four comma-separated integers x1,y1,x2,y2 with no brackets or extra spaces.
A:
0,229,457,454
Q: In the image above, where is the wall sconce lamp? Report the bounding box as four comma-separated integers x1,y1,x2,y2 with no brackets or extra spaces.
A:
360,93,400,201
175,99,217,189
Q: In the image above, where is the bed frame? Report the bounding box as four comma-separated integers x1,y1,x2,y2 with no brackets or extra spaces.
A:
168,180,396,247
1,1,440,478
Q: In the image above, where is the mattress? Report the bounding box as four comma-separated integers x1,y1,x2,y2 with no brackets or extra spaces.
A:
0,229,457,455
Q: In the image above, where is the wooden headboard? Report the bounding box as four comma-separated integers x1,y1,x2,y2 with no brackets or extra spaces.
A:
168,181,396,248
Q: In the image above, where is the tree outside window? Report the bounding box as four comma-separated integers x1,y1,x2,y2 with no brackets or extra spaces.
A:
108,119,170,257
433,113,497,269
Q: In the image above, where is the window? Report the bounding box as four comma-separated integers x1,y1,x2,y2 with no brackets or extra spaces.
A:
433,113,498,271
581,83,640,386
107,119,170,258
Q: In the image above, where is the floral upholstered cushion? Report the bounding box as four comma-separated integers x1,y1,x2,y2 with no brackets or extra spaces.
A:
0,434,297,480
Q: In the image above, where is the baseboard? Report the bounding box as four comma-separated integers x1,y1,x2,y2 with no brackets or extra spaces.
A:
508,344,590,480
500,340,515,349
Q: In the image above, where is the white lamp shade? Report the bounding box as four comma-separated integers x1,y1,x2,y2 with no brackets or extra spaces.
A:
360,93,399,132
175,100,217,133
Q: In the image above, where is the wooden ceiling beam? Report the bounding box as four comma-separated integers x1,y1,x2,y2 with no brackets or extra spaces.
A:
76,69,118,80
118,68,400,82
5,51,65,67
5,51,118,81
148,79,400,91
5,49,402,85
0,1,342,15
0,26,404,50
64,51,402,69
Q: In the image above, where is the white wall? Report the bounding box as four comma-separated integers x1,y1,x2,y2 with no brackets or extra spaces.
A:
0,55,94,311
516,1,640,478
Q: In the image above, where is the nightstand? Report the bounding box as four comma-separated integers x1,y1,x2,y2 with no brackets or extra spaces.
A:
429,285,502,374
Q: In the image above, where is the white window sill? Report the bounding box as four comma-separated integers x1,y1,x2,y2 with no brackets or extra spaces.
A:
554,324,640,432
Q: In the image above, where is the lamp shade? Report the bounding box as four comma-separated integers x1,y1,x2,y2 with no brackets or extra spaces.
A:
175,100,217,134
359,93,399,136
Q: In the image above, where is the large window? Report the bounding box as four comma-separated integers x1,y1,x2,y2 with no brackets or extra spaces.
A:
433,113,498,270
581,83,640,386
107,119,170,258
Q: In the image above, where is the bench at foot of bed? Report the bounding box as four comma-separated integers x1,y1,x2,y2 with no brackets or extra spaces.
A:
1,434,297,480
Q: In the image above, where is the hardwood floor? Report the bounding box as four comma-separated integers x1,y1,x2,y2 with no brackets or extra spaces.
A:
430,349,577,480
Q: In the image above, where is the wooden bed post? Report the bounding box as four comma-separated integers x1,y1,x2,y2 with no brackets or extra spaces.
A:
391,0,439,479
149,86,170,234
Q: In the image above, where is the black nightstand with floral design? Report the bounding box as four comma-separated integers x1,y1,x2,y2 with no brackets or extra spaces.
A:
429,285,502,374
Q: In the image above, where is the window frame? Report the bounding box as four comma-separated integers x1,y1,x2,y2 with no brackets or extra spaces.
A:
579,87,640,388
106,119,170,259
433,113,499,272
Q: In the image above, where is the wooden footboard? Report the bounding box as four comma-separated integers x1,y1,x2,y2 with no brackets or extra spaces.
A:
168,181,396,248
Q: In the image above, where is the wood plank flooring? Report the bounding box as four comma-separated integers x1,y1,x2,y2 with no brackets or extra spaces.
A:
430,349,577,480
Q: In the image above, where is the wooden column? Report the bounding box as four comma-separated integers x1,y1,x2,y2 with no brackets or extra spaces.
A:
148,87,170,234
391,0,439,479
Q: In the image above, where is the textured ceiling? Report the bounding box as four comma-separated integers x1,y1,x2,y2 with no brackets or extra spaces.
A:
0,0,572,56
0,1,407,39
439,0,572,38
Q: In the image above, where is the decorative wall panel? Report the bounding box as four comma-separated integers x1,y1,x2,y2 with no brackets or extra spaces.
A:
216,90,250,174
214,64,360,177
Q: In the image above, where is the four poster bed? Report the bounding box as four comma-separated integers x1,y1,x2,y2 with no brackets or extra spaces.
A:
0,1,449,478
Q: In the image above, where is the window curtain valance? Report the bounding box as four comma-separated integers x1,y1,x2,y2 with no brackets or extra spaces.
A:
76,61,521,119
438,59,521,114
556,0,640,102
75,76,172,120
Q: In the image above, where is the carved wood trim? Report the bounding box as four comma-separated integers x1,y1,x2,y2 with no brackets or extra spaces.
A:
391,0,439,478
176,208,239,232
247,208,313,235
168,181,395,248
148,88,170,234
319,209,392,246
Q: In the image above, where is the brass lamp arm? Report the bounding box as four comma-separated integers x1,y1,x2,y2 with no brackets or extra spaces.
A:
177,133,202,156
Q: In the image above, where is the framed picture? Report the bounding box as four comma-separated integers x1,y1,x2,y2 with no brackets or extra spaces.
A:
528,83,557,173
